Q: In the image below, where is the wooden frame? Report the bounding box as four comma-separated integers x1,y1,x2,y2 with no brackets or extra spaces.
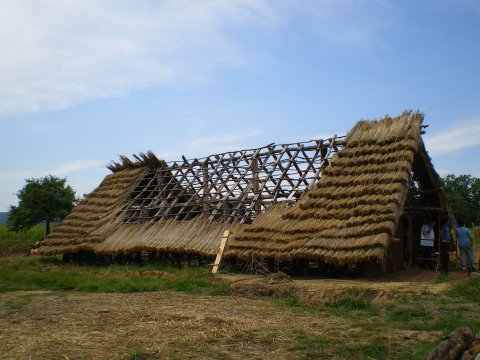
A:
124,136,344,224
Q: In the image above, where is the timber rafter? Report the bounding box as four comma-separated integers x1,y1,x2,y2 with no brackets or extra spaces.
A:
124,136,344,224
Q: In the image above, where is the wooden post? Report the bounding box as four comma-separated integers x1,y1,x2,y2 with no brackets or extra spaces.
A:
436,209,441,271
202,163,209,215
252,157,261,216
212,230,231,274
407,212,413,268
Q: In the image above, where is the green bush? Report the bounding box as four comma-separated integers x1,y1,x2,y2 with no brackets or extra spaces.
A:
0,224,47,256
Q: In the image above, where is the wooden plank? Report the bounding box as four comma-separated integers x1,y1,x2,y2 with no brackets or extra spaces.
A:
212,230,231,274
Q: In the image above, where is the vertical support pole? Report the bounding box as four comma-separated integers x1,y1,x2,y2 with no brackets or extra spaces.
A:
436,209,441,271
407,212,413,268
212,230,231,274
252,156,261,216
202,163,209,216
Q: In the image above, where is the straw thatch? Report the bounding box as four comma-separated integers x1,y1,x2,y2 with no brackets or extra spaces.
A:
38,154,242,257
38,111,440,268
224,111,426,267
39,136,342,258
39,217,244,257
107,151,165,172
38,167,146,254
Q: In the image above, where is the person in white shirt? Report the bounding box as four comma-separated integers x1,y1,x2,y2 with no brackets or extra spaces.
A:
419,219,435,269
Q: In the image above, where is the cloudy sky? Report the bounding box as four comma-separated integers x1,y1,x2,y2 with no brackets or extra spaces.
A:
1,0,480,211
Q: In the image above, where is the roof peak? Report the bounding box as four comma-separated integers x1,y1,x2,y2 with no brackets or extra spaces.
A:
345,110,423,146
107,150,166,173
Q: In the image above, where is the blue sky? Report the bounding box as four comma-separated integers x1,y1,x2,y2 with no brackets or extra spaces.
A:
1,0,480,211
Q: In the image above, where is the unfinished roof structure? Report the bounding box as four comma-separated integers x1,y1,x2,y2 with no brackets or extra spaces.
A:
38,137,342,258
225,111,444,270
38,111,444,272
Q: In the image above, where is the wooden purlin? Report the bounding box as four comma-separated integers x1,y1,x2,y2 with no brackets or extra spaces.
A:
124,136,344,224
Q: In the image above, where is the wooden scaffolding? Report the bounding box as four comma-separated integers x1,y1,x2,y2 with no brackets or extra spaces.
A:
124,136,344,224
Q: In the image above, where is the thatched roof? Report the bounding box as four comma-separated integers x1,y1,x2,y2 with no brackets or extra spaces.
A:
224,111,433,266
38,137,341,257
38,167,146,255
38,111,442,266
38,155,241,257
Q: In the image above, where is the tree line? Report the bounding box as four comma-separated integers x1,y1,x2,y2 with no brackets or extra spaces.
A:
442,174,480,226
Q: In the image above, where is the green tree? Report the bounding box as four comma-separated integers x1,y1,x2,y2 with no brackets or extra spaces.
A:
8,175,76,236
442,174,480,225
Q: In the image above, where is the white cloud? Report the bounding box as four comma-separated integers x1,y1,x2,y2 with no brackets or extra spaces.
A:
186,129,269,155
0,159,104,210
0,0,277,115
0,0,391,115
0,159,103,182
49,160,104,175
424,120,480,155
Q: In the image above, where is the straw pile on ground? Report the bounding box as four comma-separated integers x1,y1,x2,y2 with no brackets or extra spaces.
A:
225,111,424,267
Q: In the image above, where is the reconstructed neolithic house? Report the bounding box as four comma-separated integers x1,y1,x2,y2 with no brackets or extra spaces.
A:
38,111,445,273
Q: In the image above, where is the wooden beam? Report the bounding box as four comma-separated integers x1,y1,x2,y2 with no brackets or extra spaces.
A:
212,230,231,274
123,136,344,224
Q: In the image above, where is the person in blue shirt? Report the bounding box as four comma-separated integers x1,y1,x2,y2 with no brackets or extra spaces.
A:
439,216,451,275
456,220,476,273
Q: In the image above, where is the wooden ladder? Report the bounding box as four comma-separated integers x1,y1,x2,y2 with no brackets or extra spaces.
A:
447,206,458,228
446,206,459,263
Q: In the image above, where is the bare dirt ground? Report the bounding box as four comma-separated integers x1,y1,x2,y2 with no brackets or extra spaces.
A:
1,267,470,360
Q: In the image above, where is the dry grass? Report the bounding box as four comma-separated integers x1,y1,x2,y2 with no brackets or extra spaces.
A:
1,267,479,359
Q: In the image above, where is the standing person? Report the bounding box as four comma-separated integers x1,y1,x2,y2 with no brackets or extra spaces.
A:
439,216,451,275
456,220,476,273
420,219,435,269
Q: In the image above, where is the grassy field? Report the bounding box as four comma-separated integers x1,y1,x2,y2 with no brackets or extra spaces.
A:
1,225,479,359
0,256,228,295
1,255,480,359
0,224,45,256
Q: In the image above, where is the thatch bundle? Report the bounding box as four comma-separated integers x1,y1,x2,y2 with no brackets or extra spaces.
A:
107,151,165,173
225,111,424,266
